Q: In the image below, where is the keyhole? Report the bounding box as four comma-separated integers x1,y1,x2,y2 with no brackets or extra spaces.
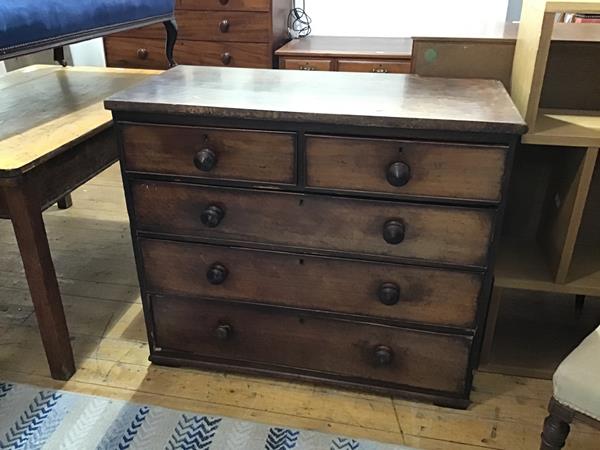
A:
298,259,304,265
299,199,304,206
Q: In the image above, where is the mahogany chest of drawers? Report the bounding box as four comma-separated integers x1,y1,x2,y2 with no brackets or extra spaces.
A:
105,66,526,408
104,0,291,69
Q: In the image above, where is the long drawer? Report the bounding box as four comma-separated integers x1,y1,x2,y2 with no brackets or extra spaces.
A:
140,238,483,328
176,0,271,11
131,182,494,267
122,124,296,184
306,135,508,202
151,295,472,394
337,59,412,74
105,37,272,69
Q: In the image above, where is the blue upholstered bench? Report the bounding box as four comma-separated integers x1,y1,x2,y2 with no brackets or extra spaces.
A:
0,0,176,66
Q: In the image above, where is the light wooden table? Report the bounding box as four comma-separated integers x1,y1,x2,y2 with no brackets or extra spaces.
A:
0,65,156,380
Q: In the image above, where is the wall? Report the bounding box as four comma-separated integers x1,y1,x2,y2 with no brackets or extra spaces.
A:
303,0,510,37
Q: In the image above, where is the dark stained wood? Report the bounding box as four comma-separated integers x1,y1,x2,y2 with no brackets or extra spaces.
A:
56,194,73,210
177,0,271,11
151,295,472,394
337,60,411,74
279,58,334,71
140,238,483,328
122,123,296,184
131,181,495,267
2,181,75,380
305,135,508,202
275,36,413,59
105,66,527,134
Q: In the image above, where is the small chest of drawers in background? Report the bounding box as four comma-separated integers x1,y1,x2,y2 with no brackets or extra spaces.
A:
104,0,291,69
105,66,526,408
276,36,413,73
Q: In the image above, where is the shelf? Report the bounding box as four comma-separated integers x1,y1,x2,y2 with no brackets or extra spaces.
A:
494,238,600,295
545,0,600,13
522,109,600,147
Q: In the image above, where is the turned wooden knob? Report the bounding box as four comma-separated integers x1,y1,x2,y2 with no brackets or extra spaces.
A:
383,220,405,245
137,48,149,60
374,345,393,366
387,162,411,187
215,324,232,340
221,52,232,65
378,282,400,305
200,205,225,228
219,19,230,33
207,263,228,285
194,148,217,171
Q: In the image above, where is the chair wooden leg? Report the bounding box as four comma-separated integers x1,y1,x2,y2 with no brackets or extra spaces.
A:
540,398,574,450
163,19,178,68
3,183,75,380
57,193,73,210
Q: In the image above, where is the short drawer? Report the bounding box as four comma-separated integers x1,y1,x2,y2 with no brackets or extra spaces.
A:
177,0,271,11
131,182,495,267
141,238,483,328
151,295,472,394
115,11,271,42
337,59,412,74
306,135,508,202
122,124,296,184
105,37,272,69
280,58,333,71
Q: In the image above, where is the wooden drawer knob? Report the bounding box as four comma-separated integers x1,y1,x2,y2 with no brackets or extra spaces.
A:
201,205,225,228
378,282,400,305
219,19,230,33
194,148,217,172
374,345,393,366
221,52,232,65
383,219,405,245
137,48,149,60
207,263,228,285
219,0,230,4
387,162,411,187
215,323,233,340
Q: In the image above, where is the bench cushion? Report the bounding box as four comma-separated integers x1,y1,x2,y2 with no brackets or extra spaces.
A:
553,325,600,421
0,0,174,55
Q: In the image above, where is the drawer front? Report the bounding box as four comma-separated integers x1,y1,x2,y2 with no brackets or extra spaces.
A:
306,135,508,202
177,0,271,11
152,295,472,394
131,182,494,267
105,37,272,69
122,124,295,184
337,59,412,74
115,12,271,42
280,58,333,71
141,239,483,328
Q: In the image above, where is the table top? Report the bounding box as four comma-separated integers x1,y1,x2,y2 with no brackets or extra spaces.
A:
0,65,158,177
106,65,527,135
275,36,413,59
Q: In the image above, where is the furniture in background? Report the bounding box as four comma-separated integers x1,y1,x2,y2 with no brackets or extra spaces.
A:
0,66,156,380
106,66,525,408
0,0,176,67
105,0,292,69
275,36,412,72
540,326,600,449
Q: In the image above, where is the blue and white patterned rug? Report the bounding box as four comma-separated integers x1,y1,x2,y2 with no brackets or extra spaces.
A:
0,382,413,450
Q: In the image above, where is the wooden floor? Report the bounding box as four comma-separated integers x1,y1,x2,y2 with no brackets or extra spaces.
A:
0,164,599,450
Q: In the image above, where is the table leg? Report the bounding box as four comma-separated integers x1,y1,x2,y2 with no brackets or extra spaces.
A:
3,183,75,380
57,193,73,210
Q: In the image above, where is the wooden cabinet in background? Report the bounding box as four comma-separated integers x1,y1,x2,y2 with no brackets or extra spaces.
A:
276,36,412,73
104,0,291,69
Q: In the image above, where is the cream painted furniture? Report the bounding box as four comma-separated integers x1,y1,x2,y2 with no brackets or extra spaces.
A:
540,325,600,449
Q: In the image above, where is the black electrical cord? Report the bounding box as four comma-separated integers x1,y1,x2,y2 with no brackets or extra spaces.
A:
287,0,311,38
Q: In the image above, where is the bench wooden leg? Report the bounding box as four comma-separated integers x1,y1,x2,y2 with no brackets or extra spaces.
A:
57,193,73,210
540,398,573,450
163,19,178,68
4,183,75,380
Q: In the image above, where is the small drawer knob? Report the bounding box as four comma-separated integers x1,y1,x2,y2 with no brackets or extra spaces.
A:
219,19,230,33
378,282,400,305
221,52,232,65
219,0,229,4
201,205,225,228
137,48,149,60
215,324,232,340
194,148,217,172
387,162,411,187
383,219,405,245
374,345,394,366
207,263,228,285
